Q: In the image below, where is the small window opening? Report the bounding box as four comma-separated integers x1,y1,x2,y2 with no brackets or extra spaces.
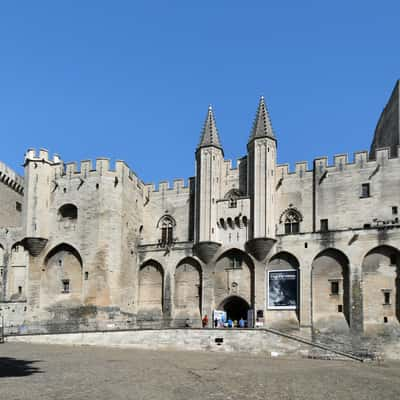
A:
304,242,308,248
18,286,22,294
62,279,70,293
384,291,391,305
337,304,343,313
58,259,62,266
331,281,339,295
85,271,89,280
59,204,78,220
361,183,370,198
96,183,99,189
392,206,398,215
320,219,329,232
16,202,22,212
63,188,67,193
228,198,237,208
384,316,388,323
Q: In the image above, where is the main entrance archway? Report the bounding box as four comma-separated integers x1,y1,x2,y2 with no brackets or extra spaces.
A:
219,296,250,321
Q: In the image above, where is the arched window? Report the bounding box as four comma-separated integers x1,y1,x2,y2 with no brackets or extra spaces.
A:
158,216,175,247
280,208,302,234
58,204,78,220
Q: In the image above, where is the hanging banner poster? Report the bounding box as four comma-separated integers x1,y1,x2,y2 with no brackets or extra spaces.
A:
268,270,298,309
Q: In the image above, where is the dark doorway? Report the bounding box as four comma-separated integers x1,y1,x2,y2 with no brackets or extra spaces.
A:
219,296,250,321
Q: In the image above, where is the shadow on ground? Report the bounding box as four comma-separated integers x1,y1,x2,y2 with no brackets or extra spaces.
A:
0,357,42,377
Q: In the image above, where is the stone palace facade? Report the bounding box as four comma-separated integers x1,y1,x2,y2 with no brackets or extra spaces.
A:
1,81,400,347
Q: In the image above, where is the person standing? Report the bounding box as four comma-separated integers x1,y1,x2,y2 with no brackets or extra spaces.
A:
202,314,209,328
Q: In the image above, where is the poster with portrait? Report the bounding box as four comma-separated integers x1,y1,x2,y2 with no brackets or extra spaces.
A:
268,270,298,309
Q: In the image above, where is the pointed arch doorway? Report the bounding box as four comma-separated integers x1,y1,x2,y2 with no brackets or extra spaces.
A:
218,296,250,322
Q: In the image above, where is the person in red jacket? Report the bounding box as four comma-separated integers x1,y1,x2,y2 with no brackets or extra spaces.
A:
202,314,208,328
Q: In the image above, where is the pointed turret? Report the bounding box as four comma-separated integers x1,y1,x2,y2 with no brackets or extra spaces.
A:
249,96,275,143
197,105,223,151
195,105,224,244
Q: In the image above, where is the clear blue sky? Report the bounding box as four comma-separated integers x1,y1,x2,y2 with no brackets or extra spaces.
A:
0,1,399,183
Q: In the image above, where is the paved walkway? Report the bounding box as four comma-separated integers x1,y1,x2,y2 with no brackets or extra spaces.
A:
1,343,400,399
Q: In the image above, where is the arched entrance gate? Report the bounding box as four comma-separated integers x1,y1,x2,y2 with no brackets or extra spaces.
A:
218,296,250,321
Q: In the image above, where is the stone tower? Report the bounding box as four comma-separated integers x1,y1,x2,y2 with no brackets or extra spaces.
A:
23,149,60,256
195,106,224,248
246,97,277,260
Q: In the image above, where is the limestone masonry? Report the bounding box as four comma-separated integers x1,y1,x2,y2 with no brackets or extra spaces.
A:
1,81,400,354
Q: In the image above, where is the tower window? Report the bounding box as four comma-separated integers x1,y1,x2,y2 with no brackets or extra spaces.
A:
18,286,22,295
62,279,70,293
392,206,398,215
320,219,329,232
16,202,22,212
283,209,301,234
360,183,370,198
159,216,175,247
58,204,78,220
383,291,391,305
330,280,339,295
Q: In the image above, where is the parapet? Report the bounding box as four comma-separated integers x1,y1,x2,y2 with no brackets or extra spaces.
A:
25,148,145,191
24,148,61,165
276,146,400,180
144,178,190,195
0,162,24,194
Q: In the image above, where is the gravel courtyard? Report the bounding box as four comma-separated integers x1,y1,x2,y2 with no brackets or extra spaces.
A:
1,342,400,400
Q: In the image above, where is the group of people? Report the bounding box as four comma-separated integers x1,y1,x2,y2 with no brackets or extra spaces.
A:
201,314,246,329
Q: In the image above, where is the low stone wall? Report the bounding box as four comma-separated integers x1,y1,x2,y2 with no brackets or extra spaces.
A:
6,328,312,357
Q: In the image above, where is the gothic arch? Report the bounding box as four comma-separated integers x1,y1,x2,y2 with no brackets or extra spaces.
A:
268,251,300,269
215,249,254,310
362,245,400,326
311,248,350,330
279,207,303,224
174,257,202,321
267,251,300,325
45,243,83,266
138,260,164,313
41,243,83,306
156,215,176,228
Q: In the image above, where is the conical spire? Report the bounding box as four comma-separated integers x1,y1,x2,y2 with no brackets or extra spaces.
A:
198,105,223,151
249,96,275,142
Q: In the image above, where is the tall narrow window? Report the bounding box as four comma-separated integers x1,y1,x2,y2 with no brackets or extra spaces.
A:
159,216,175,247
62,279,70,293
361,183,370,198
330,280,339,295
383,291,391,305
320,219,329,232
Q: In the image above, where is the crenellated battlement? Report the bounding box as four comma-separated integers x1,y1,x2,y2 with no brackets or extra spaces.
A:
276,146,400,179
24,148,61,164
0,161,24,194
25,149,145,191
223,157,246,172
144,178,190,195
